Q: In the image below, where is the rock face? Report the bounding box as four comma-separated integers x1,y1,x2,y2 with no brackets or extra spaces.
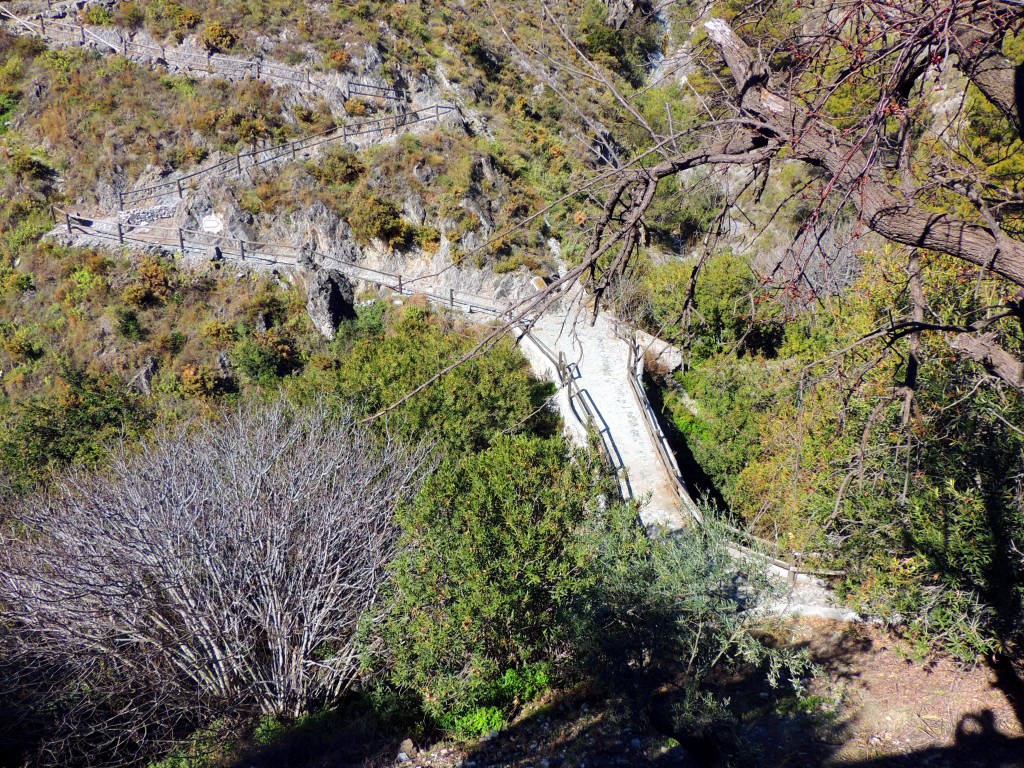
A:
306,269,355,340
605,0,635,29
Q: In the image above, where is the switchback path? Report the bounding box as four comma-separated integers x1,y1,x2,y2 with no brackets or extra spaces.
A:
0,2,405,101
19,5,854,618
51,207,855,619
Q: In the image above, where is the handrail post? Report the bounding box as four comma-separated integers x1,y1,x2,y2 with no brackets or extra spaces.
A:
65,211,71,234
117,189,123,210
239,240,246,260
176,178,183,198
397,274,402,294
449,288,455,308
40,17,45,35
255,60,261,79
177,227,185,252
117,221,123,244
306,70,311,87
236,154,242,173
50,205,56,224
435,103,441,121
291,141,297,160
79,23,84,44
122,39,127,56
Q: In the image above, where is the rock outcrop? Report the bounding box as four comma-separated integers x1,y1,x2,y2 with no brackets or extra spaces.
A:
306,269,355,339
605,0,635,29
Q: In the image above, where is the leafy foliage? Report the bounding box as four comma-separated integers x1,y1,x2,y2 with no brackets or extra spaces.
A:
381,435,609,725
0,366,148,492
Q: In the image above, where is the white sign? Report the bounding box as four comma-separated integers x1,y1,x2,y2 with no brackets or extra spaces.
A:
201,214,224,234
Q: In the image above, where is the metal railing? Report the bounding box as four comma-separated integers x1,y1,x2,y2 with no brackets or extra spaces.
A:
118,104,456,208
0,4,408,100
624,333,843,580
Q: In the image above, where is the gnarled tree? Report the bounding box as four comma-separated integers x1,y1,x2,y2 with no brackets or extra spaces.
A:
517,0,1024,391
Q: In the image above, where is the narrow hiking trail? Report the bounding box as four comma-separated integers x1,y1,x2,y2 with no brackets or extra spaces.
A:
526,311,685,530
9,1,854,620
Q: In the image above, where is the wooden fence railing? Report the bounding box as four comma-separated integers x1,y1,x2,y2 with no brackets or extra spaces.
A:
0,4,407,100
118,104,456,209
52,200,839,581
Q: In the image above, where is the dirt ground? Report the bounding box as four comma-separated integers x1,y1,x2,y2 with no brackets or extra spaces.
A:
781,619,1024,767
242,620,1024,768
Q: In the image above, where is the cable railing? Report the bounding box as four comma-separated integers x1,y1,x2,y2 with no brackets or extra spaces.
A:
0,5,408,99
119,104,457,209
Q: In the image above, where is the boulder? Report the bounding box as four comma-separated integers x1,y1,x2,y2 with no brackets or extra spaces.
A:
306,269,355,339
129,357,157,396
636,329,684,375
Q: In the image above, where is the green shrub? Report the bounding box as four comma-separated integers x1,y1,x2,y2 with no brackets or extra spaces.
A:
175,7,202,30
114,308,147,341
7,151,49,180
83,4,112,25
200,22,235,52
308,148,365,186
179,363,218,399
230,330,298,385
324,307,557,452
0,367,148,491
346,194,411,249
446,707,506,738
379,435,615,725
121,257,173,306
2,327,43,363
114,1,145,29
0,93,19,134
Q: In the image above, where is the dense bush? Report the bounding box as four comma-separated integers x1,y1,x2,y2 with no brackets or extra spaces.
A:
378,433,807,736
0,398,430,765
319,306,558,453
308,147,366,186
380,435,616,729
346,193,411,248
656,249,1024,658
0,367,149,493
199,22,235,52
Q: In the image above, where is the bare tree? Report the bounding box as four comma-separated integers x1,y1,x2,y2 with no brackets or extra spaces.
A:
483,0,1024,392
0,398,431,765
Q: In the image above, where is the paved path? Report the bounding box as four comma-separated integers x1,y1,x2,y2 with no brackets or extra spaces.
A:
525,309,687,530
518,297,858,622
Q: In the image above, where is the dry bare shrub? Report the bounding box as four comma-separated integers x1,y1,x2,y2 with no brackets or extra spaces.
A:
0,397,431,765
